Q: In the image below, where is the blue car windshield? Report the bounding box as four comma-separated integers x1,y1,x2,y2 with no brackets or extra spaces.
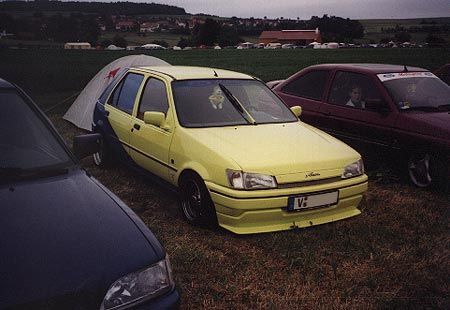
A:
0,90,72,172
172,79,298,127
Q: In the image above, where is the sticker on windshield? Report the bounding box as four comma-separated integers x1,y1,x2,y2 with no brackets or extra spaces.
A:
377,72,437,82
209,86,225,109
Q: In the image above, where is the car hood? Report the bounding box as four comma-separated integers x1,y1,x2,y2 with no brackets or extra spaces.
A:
0,169,162,309
193,122,360,177
398,111,450,140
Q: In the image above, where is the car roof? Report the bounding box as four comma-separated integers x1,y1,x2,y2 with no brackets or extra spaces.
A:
131,66,255,80
307,63,428,74
0,78,15,89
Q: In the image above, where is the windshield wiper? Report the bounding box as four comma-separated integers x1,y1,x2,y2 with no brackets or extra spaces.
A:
218,84,257,125
0,166,69,181
402,106,440,112
437,104,450,111
0,167,24,177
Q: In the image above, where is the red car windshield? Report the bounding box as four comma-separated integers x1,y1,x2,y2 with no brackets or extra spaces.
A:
380,73,450,111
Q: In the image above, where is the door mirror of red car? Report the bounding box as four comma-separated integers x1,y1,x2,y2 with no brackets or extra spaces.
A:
365,99,390,115
144,111,165,127
290,106,302,118
73,133,102,160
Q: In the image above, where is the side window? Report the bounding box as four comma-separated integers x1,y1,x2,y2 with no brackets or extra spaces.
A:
98,69,127,104
137,78,169,120
328,71,383,109
108,73,144,114
281,70,328,101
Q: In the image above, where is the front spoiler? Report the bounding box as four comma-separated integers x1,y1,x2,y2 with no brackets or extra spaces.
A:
206,175,368,234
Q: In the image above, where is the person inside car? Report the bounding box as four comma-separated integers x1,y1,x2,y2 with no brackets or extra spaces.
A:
346,85,366,108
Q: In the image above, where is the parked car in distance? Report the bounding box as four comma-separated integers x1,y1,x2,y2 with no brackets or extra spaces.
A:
0,78,179,309
92,66,368,234
271,64,450,189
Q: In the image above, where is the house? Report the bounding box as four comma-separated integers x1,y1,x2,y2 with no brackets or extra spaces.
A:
259,29,322,46
115,21,136,31
140,22,160,33
64,42,91,50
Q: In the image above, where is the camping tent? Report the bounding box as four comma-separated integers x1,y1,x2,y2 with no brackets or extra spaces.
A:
63,54,170,130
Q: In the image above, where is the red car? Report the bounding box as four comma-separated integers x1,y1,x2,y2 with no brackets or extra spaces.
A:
271,64,450,189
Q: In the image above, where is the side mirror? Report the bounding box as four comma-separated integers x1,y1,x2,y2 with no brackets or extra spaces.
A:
365,98,390,114
290,106,302,118
73,133,102,160
144,111,165,127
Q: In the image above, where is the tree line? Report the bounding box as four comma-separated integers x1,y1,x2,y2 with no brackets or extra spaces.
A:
0,1,186,16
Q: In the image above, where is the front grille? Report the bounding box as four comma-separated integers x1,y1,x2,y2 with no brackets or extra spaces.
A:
277,176,343,189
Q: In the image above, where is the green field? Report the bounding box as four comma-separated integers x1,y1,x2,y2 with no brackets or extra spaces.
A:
359,17,450,44
1,48,448,100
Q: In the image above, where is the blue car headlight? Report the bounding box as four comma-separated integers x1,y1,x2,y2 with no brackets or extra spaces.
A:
100,255,174,310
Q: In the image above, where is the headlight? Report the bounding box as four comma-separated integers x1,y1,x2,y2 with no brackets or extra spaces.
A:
101,255,174,310
226,169,277,189
341,159,364,179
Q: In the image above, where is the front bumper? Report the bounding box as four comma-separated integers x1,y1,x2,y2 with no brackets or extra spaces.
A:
206,174,368,234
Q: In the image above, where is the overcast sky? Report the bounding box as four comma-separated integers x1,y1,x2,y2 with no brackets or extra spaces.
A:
147,0,449,19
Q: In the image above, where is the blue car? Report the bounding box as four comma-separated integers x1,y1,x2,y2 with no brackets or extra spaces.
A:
0,78,180,309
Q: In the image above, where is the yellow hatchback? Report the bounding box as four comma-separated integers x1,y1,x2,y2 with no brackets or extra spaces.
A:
92,66,368,234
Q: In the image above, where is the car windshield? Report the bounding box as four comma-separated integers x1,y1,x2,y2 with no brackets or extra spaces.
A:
0,90,72,176
379,73,450,111
172,79,298,127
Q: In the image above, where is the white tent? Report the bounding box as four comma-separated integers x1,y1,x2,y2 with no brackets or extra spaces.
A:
141,44,166,50
63,54,170,130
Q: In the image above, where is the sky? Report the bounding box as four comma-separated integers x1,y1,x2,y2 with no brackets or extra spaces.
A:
147,0,450,19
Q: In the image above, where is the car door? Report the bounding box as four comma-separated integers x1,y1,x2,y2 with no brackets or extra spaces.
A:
276,69,331,127
104,72,145,157
321,70,399,152
129,75,175,183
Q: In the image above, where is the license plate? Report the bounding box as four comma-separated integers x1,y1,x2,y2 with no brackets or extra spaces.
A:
287,191,339,211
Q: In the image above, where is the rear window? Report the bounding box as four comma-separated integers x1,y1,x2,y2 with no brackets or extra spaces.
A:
281,70,329,100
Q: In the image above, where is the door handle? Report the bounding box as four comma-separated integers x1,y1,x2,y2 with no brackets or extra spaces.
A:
133,124,141,131
105,110,110,116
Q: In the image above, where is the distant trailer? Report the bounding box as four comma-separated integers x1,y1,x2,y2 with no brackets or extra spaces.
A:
64,42,92,50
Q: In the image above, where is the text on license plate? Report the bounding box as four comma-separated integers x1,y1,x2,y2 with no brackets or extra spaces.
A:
287,191,339,211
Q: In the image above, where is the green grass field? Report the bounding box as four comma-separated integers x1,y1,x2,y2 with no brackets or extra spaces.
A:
1,48,448,99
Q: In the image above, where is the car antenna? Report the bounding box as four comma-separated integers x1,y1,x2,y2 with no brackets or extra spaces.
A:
403,65,409,72
213,70,218,77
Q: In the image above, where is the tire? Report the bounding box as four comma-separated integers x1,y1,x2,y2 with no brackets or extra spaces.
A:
407,152,447,189
92,134,113,168
179,173,217,227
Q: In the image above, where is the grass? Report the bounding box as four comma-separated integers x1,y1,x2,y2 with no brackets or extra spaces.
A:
2,49,449,308
49,110,449,309
0,48,448,98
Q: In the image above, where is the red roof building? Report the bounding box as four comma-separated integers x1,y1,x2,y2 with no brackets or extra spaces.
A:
259,29,322,45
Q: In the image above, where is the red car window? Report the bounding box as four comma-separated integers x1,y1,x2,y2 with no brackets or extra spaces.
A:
328,71,383,110
281,70,328,101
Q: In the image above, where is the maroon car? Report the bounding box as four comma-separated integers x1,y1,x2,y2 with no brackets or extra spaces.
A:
271,64,450,189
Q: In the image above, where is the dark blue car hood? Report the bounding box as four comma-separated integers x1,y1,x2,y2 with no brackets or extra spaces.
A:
0,168,164,309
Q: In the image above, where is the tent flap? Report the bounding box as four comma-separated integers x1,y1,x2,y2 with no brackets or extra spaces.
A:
63,54,170,131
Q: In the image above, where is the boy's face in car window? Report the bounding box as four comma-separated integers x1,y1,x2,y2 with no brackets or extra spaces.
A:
350,87,362,103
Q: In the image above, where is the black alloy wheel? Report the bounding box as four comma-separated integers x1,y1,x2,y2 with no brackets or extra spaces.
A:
180,173,217,227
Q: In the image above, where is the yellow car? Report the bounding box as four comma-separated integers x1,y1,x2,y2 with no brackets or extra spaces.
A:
92,66,368,234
